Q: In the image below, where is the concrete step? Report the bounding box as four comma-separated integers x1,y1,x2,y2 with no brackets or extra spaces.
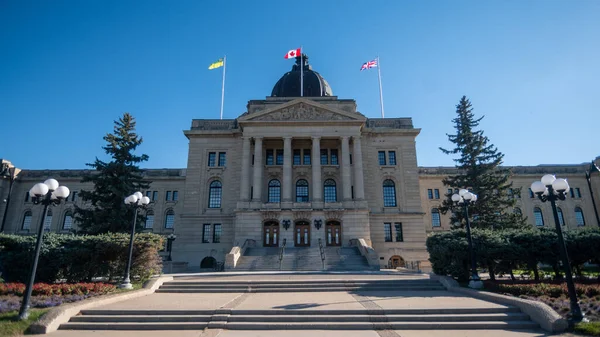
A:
160,281,442,287
222,321,539,330
156,287,446,293
227,313,530,322
164,279,442,285
59,322,208,330
80,309,216,315
228,308,522,315
70,315,212,322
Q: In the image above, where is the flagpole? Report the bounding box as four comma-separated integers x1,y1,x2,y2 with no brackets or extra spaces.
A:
220,55,226,120
300,46,304,97
377,56,384,118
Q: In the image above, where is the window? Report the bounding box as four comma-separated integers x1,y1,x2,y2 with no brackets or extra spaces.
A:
529,188,534,198
427,189,433,199
71,191,78,202
268,179,281,203
164,210,175,229
145,211,154,229
330,149,339,165
575,188,582,198
44,210,52,231
534,207,544,226
513,207,522,215
395,223,403,242
172,191,178,201
25,191,30,202
378,151,386,165
146,191,151,198
208,152,216,167
434,189,440,199
22,211,32,230
321,149,328,165
152,191,158,201
432,208,441,227
275,149,283,165
324,179,337,202
218,152,226,166
296,179,309,202
213,224,222,243
266,149,274,165
575,207,585,226
303,149,311,165
202,224,211,243
383,179,396,207
557,207,565,226
447,188,453,196
208,181,222,208
293,149,301,165
63,212,73,230
384,223,392,242
570,189,575,198
166,191,171,201
388,151,396,165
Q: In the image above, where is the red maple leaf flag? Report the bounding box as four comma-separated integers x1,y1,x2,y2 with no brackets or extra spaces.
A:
284,48,301,59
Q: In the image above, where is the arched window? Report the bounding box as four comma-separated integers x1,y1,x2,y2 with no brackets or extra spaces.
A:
382,179,396,207
323,179,337,202
145,210,155,229
534,207,544,226
208,181,222,208
513,207,522,215
268,179,281,203
431,208,441,227
575,207,585,226
22,211,32,230
164,210,175,229
44,210,52,231
296,179,309,202
557,207,565,226
63,211,73,230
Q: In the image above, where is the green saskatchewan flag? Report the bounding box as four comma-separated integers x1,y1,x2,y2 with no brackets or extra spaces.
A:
208,58,224,70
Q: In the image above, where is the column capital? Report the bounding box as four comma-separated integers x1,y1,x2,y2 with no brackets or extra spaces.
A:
254,136,263,140
311,136,321,140
341,136,350,140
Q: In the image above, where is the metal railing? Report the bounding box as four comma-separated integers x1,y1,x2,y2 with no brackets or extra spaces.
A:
318,238,326,270
278,238,286,270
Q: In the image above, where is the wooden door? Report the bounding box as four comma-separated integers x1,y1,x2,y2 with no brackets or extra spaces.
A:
326,221,341,246
263,222,279,247
295,222,310,247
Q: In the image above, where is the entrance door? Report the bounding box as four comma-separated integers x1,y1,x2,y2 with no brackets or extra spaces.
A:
325,221,341,246
389,255,405,268
263,221,279,247
295,221,310,247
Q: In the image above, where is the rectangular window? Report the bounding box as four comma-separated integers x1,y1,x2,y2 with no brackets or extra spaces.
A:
213,224,222,243
276,149,284,165
384,223,392,242
321,149,328,165
172,191,178,201
208,152,216,167
202,224,211,243
575,188,581,198
447,188,453,196
330,149,339,165
303,149,311,165
71,191,78,202
145,214,154,229
266,149,274,165
432,211,441,227
570,189,575,198
293,149,301,165
388,151,396,165
349,153,353,165
351,186,354,199
152,191,158,201
218,152,226,166
63,215,73,230
166,191,171,201
146,191,151,198
434,189,440,199
395,223,404,242
529,188,534,198
25,192,29,202
378,151,386,165
427,189,433,199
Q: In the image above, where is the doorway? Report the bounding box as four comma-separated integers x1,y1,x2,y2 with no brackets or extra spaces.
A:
389,255,406,269
325,221,341,246
263,221,279,247
294,221,310,247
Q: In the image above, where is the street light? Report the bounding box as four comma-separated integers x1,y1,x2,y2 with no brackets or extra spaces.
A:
166,233,177,261
120,192,150,289
18,178,69,320
452,189,483,289
531,174,583,323
584,161,600,227
0,160,21,233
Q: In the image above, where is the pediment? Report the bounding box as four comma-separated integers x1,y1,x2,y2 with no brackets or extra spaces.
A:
239,98,365,123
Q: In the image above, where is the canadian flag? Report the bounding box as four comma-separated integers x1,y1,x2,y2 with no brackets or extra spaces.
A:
284,48,301,59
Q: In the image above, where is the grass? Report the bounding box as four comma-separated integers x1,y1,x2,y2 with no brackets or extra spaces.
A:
0,309,49,336
575,321,600,336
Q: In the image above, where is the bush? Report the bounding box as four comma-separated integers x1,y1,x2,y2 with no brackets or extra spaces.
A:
0,233,163,283
0,282,115,296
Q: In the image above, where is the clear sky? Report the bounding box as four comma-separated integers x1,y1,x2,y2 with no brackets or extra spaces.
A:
1,0,598,170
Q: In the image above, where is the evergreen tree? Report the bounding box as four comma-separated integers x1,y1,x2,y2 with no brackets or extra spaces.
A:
439,96,527,229
75,113,151,234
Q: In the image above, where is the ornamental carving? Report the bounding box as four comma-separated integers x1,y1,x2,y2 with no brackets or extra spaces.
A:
325,210,344,221
261,211,280,222
254,103,352,121
293,211,311,221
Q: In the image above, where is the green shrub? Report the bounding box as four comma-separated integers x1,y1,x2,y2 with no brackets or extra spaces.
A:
0,233,163,284
575,322,600,336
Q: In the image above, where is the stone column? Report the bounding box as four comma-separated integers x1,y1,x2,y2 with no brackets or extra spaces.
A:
283,136,293,202
240,136,251,201
341,136,352,200
311,136,322,201
252,137,263,201
352,136,365,200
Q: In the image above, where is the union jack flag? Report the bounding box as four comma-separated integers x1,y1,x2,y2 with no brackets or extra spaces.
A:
360,59,377,71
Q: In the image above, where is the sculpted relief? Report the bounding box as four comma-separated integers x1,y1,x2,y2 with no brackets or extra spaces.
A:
254,103,353,121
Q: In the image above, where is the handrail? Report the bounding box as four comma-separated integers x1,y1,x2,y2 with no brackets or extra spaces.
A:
278,238,287,270
318,238,325,270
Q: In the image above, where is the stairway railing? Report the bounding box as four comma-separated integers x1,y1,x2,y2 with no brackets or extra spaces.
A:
278,238,286,270
318,238,325,270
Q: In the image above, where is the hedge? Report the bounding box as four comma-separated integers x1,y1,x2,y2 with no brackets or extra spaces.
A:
0,233,164,283
426,228,600,282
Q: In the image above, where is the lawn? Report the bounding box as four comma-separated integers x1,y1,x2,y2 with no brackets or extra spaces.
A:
0,309,49,336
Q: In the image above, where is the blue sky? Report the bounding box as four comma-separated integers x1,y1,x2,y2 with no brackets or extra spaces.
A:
1,0,598,170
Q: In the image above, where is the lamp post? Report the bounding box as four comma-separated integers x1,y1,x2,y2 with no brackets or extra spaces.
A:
585,161,600,227
120,192,150,289
0,160,21,233
531,174,583,323
166,233,176,261
18,179,70,320
452,189,483,289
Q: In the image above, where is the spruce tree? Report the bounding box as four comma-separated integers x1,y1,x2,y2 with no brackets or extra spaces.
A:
439,96,526,229
75,113,151,234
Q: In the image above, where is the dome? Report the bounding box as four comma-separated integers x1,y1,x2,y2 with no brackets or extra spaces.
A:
271,55,333,97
